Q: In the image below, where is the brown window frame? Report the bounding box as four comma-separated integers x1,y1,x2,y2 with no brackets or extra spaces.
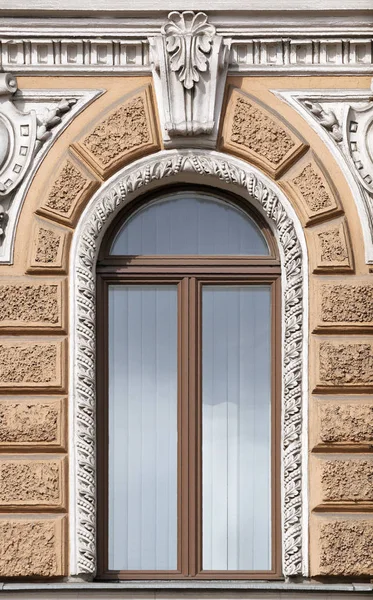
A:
96,185,282,581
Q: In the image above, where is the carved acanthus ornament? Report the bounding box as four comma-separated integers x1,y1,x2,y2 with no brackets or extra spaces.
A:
149,11,230,145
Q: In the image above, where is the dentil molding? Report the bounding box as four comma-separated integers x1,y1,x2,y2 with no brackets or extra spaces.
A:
70,149,307,578
275,86,373,264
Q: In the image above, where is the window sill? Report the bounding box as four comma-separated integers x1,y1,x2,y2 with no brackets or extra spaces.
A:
0,581,372,593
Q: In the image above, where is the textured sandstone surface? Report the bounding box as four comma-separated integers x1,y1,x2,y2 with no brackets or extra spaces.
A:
318,342,373,387
43,160,89,217
0,400,62,446
317,226,350,264
320,458,373,502
0,283,59,325
35,227,61,264
0,342,63,389
293,163,332,212
318,519,373,576
0,459,63,506
320,284,373,324
320,403,373,443
230,96,295,165
82,95,150,167
0,518,64,576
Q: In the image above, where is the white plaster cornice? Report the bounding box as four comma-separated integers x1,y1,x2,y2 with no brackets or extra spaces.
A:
69,148,308,579
0,15,372,74
274,88,373,264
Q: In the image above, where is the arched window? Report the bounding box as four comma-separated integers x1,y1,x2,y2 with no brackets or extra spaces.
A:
96,186,281,580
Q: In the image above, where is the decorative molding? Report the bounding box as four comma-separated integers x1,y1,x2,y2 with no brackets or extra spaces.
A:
1,24,373,74
150,11,230,145
70,150,306,577
0,87,103,265
274,88,373,264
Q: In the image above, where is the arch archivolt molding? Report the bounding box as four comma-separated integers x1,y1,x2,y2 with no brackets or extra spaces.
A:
69,149,308,578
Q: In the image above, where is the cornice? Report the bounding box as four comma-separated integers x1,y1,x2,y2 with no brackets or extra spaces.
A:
1,15,372,75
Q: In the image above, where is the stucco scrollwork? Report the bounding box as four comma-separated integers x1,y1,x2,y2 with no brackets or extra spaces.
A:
71,151,305,577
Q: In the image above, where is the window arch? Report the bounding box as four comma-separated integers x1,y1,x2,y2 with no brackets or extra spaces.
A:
96,185,282,580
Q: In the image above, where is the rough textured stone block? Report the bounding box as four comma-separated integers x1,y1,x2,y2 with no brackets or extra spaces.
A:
0,340,65,391
0,281,65,330
75,86,160,178
0,398,65,449
316,519,373,576
316,340,373,388
28,218,71,274
0,517,65,576
318,282,373,328
320,403,373,444
283,160,341,225
220,88,306,178
312,219,353,273
38,156,99,226
0,457,66,508
320,458,373,502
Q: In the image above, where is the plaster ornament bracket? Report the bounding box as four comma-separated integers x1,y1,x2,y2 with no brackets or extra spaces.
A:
149,11,231,148
273,87,373,264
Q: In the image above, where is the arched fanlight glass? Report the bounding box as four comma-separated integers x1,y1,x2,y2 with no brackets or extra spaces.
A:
110,191,270,255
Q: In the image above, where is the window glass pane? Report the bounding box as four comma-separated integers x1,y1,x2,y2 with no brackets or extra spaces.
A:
110,191,269,255
108,285,178,571
202,286,272,571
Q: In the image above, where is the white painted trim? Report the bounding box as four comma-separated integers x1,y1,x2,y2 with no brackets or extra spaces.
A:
273,89,373,264
69,148,308,578
0,88,104,264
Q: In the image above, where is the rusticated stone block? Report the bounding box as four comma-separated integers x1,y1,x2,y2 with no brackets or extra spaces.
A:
312,219,353,273
220,88,307,179
28,218,71,274
283,160,341,225
0,457,66,509
0,280,65,331
320,458,373,503
0,517,66,576
318,282,373,329
0,398,65,449
0,340,65,391
320,403,373,444
75,85,160,178
38,156,99,226
316,519,373,576
316,340,373,389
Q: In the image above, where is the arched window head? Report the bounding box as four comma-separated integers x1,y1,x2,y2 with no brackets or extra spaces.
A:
109,190,270,256
97,186,281,580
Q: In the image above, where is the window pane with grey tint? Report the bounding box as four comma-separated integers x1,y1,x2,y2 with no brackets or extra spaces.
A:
202,286,272,571
111,192,269,256
108,285,178,570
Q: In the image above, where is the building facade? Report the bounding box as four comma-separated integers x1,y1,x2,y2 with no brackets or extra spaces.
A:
0,3,373,598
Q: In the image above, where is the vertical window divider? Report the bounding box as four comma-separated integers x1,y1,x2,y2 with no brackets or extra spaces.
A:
180,277,190,576
188,276,198,577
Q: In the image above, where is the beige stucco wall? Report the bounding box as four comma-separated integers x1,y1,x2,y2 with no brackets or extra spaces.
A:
0,74,372,579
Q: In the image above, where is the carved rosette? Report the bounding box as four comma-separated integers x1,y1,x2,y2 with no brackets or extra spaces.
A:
73,151,304,577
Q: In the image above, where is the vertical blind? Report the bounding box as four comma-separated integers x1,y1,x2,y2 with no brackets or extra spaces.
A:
110,192,269,256
202,286,272,571
108,285,178,571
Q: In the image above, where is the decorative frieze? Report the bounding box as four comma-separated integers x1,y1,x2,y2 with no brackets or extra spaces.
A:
221,88,307,179
316,340,373,390
282,159,341,225
0,340,66,391
37,156,99,226
0,280,65,331
74,86,159,178
28,218,70,274
312,219,353,273
0,517,66,577
1,33,373,74
314,518,373,576
316,281,373,331
0,398,65,450
0,457,66,509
